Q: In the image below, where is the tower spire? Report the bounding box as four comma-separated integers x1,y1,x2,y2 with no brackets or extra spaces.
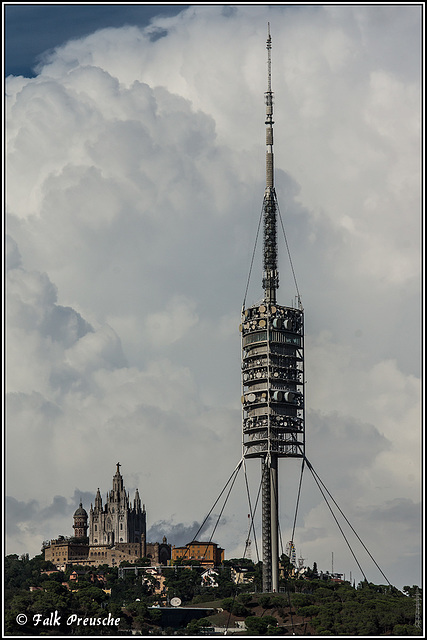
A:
265,22,274,190
263,23,279,304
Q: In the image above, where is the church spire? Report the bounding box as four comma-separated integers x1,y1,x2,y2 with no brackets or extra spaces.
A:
94,487,102,511
134,488,142,512
112,462,125,501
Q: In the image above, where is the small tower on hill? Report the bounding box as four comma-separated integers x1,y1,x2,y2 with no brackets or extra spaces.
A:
73,502,88,539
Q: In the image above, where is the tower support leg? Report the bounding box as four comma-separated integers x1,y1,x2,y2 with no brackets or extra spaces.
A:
270,455,279,592
262,456,279,592
262,458,271,592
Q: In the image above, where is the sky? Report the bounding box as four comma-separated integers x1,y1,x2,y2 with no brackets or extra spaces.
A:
4,4,422,591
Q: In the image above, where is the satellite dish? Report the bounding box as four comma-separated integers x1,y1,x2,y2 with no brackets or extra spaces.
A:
170,597,181,607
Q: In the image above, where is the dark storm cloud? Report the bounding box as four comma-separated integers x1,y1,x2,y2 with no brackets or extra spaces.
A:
6,493,94,538
306,410,391,485
363,498,421,527
40,305,93,347
6,497,39,536
5,4,188,77
147,517,217,547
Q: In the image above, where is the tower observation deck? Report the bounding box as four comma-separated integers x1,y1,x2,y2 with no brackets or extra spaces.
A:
240,25,305,593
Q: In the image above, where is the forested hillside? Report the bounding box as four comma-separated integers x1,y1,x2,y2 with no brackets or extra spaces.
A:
4,553,422,635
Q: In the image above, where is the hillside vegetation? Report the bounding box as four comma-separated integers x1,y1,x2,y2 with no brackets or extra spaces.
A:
4,553,422,636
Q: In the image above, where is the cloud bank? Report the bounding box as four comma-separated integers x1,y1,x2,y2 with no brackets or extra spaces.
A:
6,5,421,590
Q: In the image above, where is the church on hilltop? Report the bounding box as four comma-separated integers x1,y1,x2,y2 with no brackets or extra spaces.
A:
89,462,146,546
43,463,171,569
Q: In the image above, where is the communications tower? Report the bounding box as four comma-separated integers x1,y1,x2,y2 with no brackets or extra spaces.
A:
240,25,305,593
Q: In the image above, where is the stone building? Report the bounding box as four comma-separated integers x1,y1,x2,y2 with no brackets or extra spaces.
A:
89,463,146,547
43,502,91,569
171,541,224,567
43,536,90,570
43,464,171,569
146,538,172,566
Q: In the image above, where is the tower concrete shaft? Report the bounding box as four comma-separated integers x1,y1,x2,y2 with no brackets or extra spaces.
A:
261,457,279,592
241,25,305,593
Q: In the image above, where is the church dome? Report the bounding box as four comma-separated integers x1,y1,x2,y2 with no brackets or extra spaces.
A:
74,503,87,518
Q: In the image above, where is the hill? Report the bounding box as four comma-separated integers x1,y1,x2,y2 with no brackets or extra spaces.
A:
4,553,422,636
207,584,422,636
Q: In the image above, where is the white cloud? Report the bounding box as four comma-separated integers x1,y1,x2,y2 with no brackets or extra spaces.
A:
145,295,199,347
5,5,421,590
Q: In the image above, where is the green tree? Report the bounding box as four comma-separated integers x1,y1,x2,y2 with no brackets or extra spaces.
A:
403,585,422,598
220,597,249,617
185,617,212,635
163,566,203,603
393,623,421,635
297,604,321,618
224,557,256,569
221,597,234,612
238,593,253,606
291,592,314,608
148,608,162,625
270,595,286,608
259,594,272,609
245,615,278,635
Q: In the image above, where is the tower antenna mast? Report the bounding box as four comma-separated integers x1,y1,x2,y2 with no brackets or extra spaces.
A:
267,22,272,92
263,22,278,304
240,25,305,593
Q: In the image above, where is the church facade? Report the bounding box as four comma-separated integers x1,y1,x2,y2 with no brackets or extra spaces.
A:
43,464,171,569
89,463,146,547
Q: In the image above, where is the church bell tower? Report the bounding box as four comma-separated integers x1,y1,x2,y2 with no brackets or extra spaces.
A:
73,502,88,539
